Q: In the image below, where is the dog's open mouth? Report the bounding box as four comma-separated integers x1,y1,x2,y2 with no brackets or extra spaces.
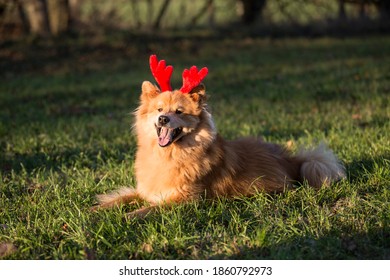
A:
156,126,183,147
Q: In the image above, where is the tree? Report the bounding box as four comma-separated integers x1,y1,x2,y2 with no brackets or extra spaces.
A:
22,0,71,36
376,0,390,20
153,0,172,30
23,0,50,36
46,0,70,35
189,0,215,28
338,0,347,21
337,1,390,21
238,0,267,25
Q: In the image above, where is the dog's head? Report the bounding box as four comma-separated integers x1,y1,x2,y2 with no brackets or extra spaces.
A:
138,81,207,147
135,55,210,148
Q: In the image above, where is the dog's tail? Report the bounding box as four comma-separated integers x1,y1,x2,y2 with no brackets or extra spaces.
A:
91,187,139,211
297,143,346,188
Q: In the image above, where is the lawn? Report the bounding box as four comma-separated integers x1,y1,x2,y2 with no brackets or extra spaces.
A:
0,34,389,259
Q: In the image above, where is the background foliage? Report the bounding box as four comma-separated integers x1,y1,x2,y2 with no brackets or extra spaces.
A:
1,0,390,39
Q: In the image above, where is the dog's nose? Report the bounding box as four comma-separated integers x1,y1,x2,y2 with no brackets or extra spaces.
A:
158,115,170,125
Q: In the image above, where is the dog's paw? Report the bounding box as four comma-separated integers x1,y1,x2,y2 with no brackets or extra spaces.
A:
125,206,155,219
90,204,101,212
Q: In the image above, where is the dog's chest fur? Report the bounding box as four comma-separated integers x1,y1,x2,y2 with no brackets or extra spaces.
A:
134,142,207,204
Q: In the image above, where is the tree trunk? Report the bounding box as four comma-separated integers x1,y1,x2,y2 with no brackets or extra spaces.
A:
239,0,267,25
130,0,141,28
338,0,347,21
14,0,30,34
207,0,215,28
358,2,366,20
46,0,70,35
146,0,154,29
69,0,81,30
23,0,50,36
189,0,214,27
153,0,171,30
377,0,390,20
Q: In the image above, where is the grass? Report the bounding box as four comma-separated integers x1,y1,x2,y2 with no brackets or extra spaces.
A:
0,34,389,259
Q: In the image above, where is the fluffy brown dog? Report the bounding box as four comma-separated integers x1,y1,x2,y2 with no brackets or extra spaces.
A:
94,55,345,218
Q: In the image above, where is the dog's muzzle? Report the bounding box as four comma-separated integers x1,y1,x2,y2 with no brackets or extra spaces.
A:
156,115,183,147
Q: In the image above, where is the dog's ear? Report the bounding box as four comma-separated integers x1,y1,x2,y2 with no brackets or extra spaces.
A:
189,83,207,104
141,81,160,101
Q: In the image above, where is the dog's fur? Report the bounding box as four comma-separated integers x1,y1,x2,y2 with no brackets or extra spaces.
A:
94,81,345,217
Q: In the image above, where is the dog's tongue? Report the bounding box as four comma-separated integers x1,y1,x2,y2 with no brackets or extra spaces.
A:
158,127,173,147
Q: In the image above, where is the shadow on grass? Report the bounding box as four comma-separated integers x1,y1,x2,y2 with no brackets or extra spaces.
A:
1,29,389,78
1,81,140,126
213,226,390,259
346,155,390,185
0,143,136,175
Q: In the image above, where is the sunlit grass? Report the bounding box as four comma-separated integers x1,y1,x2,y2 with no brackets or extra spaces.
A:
0,36,389,259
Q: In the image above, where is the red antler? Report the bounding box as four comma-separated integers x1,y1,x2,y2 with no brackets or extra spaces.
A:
180,66,208,93
149,54,173,92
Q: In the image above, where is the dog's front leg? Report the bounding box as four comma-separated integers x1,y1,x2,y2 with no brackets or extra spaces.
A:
126,205,158,219
126,201,177,219
91,187,141,211
124,187,193,219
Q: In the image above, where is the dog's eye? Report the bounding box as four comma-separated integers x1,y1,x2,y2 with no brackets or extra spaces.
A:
157,108,163,112
175,109,183,114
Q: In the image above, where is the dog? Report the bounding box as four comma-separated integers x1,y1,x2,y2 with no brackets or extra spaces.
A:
93,55,345,218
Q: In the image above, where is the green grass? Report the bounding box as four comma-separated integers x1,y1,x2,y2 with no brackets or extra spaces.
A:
0,35,389,259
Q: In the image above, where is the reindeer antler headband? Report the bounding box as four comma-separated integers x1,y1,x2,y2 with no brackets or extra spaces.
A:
149,54,208,93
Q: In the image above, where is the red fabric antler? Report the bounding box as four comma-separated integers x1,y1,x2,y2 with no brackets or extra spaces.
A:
149,55,173,92
180,66,208,93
